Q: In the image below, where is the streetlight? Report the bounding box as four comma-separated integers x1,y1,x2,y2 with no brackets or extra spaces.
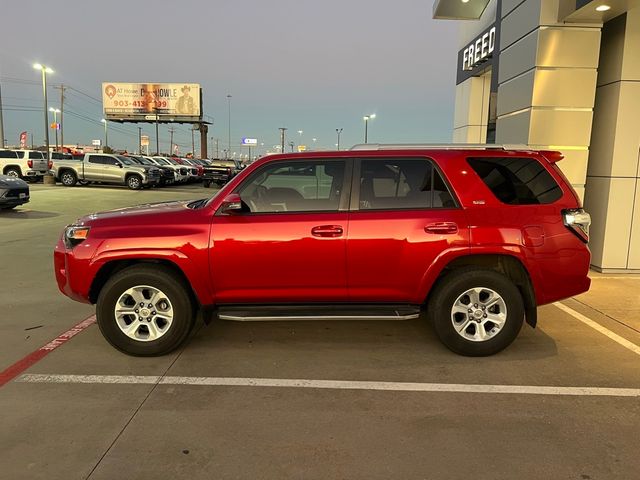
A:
33,63,53,161
49,108,60,152
363,114,376,143
312,138,317,150
336,128,343,150
227,94,232,159
101,119,108,152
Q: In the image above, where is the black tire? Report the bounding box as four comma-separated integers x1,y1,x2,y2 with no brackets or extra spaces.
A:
96,265,196,356
427,267,524,356
60,170,77,186
78,180,91,186
1,205,17,210
5,167,21,179
203,180,211,188
127,174,142,190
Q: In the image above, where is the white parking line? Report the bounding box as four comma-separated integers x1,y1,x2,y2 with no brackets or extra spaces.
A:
590,276,640,280
555,302,640,356
16,374,640,397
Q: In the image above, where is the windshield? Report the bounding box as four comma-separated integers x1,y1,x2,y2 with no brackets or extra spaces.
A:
117,156,134,165
166,158,180,165
154,158,169,165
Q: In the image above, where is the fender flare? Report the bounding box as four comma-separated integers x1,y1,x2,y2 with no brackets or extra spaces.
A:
88,249,215,306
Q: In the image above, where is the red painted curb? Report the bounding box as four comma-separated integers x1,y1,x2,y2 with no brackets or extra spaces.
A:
0,316,97,388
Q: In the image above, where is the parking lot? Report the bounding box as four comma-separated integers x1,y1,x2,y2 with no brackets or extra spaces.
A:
1,183,640,480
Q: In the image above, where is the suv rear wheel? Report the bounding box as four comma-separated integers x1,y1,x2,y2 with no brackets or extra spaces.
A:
428,268,524,356
96,265,195,356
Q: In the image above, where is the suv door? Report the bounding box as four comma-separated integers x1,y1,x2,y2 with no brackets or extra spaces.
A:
347,157,469,303
210,159,351,304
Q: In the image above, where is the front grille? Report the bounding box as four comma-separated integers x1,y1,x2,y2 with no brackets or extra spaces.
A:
5,188,29,199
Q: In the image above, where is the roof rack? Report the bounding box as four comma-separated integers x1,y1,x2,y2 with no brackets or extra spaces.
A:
349,143,534,151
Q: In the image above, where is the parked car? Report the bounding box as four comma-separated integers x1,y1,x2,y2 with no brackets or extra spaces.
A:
202,159,237,188
0,149,49,181
127,155,174,186
171,157,200,182
152,157,189,183
54,145,591,357
0,174,30,210
51,153,161,190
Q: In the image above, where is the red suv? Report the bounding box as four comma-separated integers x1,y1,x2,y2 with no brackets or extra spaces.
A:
54,145,591,356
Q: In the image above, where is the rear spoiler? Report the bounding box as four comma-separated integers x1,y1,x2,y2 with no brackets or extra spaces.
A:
539,150,564,163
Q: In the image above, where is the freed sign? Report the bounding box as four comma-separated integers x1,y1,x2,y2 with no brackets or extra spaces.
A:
462,26,496,71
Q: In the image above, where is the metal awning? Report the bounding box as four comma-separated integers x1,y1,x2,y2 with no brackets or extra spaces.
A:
432,0,492,20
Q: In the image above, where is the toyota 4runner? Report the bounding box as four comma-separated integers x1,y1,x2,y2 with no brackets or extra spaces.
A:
54,145,591,356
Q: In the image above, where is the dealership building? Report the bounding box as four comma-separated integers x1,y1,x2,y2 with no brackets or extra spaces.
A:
433,0,640,272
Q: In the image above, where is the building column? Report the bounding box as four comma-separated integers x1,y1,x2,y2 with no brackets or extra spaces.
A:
453,72,492,143
494,0,601,201
584,8,640,272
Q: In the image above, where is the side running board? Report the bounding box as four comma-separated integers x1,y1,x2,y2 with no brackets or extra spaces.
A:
217,305,421,322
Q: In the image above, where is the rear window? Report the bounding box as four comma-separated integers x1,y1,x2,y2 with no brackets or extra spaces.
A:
467,157,562,205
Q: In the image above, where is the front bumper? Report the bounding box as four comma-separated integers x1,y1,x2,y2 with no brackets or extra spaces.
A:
54,237,93,304
0,187,30,207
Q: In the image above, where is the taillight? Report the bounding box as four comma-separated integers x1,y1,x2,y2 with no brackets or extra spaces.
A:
563,208,591,243
227,168,231,173
28,160,33,168
48,161,53,169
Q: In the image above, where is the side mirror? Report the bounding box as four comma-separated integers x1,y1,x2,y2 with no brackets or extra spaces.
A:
115,162,123,168
220,193,243,214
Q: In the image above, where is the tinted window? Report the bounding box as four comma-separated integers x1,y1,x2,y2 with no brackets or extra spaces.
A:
359,158,455,210
89,155,118,165
16,151,26,158
29,152,45,159
238,160,345,213
468,157,563,205
0,150,17,159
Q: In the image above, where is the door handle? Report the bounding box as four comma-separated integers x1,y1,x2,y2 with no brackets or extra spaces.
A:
424,222,458,234
311,225,344,238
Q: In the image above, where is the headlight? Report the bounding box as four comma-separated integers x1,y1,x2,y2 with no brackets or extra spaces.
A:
64,225,91,249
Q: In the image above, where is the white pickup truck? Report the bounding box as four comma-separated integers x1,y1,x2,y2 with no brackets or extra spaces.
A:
0,149,49,180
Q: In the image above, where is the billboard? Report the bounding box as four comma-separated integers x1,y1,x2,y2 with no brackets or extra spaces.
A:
102,83,201,121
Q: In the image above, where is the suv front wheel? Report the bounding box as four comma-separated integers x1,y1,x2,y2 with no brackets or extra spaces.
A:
96,265,195,356
428,268,524,356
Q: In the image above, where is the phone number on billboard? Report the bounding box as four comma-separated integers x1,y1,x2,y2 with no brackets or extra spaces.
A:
109,100,169,108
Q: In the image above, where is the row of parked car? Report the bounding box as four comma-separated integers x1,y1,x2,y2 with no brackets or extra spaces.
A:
0,148,243,191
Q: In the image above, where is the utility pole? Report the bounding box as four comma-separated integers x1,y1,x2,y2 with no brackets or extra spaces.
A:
226,94,232,159
0,80,5,149
138,127,142,154
168,127,175,155
55,85,66,152
215,138,219,158
336,128,343,150
279,127,287,155
191,126,195,156
155,110,160,155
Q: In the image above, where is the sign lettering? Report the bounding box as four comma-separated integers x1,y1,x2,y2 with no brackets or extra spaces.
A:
462,26,496,71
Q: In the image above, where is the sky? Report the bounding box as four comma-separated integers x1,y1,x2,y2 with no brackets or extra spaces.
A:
0,0,458,156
